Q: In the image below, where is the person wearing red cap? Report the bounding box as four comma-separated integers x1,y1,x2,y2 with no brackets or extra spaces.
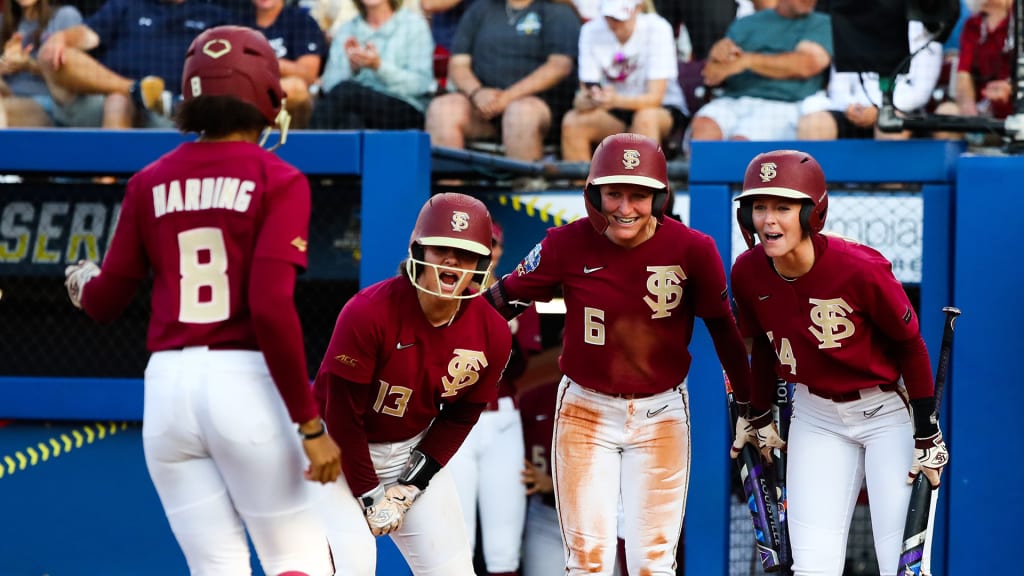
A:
485,133,751,575
313,193,513,575
729,149,948,575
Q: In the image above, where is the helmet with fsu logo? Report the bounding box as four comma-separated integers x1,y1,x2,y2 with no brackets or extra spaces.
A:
406,193,493,298
182,25,285,128
584,133,671,234
734,149,829,249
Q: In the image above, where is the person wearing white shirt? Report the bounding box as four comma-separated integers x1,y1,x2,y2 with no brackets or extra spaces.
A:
797,21,943,140
560,0,687,161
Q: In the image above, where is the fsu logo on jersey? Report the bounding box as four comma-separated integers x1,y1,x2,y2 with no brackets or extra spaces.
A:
643,265,686,319
759,162,778,182
622,149,641,170
808,297,855,349
441,349,488,397
450,211,470,232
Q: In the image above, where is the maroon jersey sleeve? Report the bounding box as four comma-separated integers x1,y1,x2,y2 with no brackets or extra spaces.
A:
685,233,733,319
96,178,151,281
253,159,311,269
315,369,381,496
320,292,382,385
501,233,567,303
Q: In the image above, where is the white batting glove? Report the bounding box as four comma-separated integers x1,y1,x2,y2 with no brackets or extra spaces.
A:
749,408,786,461
908,431,949,488
730,415,758,459
385,483,421,513
359,485,405,536
64,260,100,309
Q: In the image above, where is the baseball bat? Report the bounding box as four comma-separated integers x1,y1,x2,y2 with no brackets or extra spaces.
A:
724,371,785,572
897,306,960,576
772,378,793,574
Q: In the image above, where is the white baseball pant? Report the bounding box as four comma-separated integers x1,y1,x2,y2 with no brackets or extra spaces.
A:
787,383,914,576
553,377,689,576
143,347,333,576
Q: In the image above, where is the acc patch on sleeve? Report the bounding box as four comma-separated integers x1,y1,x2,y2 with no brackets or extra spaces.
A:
515,242,542,276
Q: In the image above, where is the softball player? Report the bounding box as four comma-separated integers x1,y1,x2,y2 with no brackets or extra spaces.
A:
312,193,513,576
64,26,341,575
486,133,752,576
729,150,950,576
447,221,541,576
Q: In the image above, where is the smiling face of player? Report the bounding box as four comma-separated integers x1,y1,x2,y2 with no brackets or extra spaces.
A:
600,183,657,248
418,245,481,300
751,196,815,274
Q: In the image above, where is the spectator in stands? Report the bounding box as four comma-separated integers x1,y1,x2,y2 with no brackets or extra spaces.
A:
308,0,433,130
37,0,231,128
424,0,581,162
797,21,943,140
935,0,1013,122
247,0,326,129
0,0,82,127
448,220,542,576
689,0,831,142
422,0,479,51
560,0,687,162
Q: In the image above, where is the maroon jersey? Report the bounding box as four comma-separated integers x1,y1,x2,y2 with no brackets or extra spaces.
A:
316,276,513,443
100,141,310,351
958,11,1013,118
501,218,733,395
731,235,921,397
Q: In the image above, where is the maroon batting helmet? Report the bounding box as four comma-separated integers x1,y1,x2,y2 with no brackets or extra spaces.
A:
734,149,829,249
584,133,671,234
182,25,284,126
406,193,493,297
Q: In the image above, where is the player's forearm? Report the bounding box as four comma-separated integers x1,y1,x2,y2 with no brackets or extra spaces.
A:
416,401,486,465
705,315,753,404
249,260,318,423
749,334,778,413
79,269,139,323
894,334,934,399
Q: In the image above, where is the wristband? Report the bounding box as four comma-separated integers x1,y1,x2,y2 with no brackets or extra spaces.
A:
398,449,442,491
299,420,326,440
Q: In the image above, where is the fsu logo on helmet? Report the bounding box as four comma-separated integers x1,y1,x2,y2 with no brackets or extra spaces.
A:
622,149,641,170
450,211,470,232
759,162,778,182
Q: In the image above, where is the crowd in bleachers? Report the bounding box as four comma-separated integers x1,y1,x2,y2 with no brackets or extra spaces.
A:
0,0,1014,157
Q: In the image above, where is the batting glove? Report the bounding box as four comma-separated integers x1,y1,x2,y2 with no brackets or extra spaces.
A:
730,415,758,459
359,485,405,536
749,408,786,461
385,483,421,513
908,431,949,488
64,260,100,309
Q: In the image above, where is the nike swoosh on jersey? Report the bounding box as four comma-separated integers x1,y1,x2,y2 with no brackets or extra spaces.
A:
583,266,605,274
758,294,771,301
396,342,415,350
863,405,883,418
646,405,669,418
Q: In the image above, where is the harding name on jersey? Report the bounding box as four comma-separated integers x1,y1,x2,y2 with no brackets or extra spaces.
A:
151,178,256,218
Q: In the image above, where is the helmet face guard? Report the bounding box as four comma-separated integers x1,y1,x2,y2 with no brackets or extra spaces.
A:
407,193,493,299
182,25,290,149
583,133,671,234
735,149,829,249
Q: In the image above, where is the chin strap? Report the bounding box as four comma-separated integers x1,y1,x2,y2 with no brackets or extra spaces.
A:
259,102,291,151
